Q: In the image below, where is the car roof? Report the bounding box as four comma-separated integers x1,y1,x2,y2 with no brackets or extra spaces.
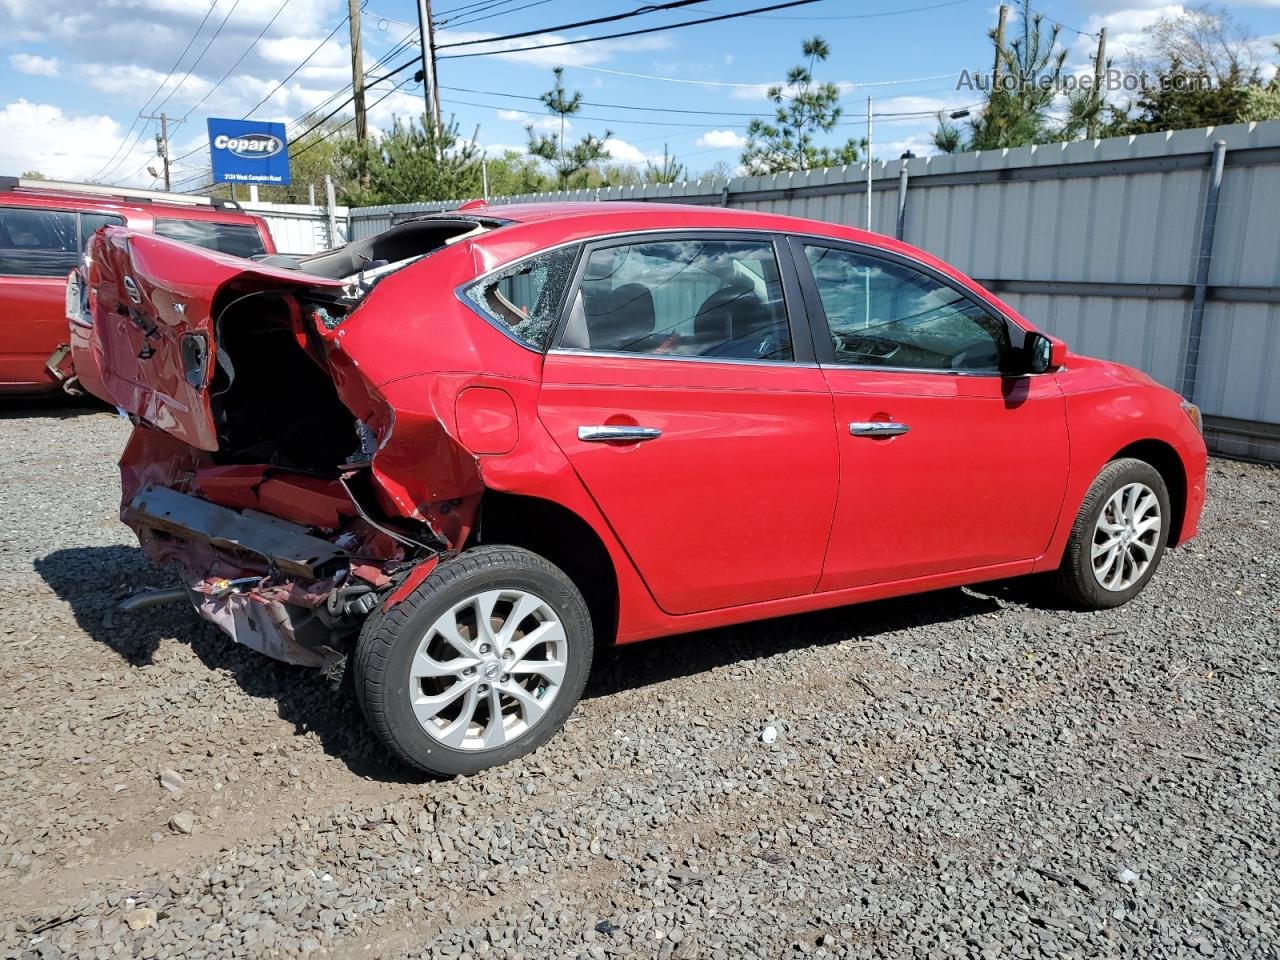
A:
0,180,266,225
485,200,862,237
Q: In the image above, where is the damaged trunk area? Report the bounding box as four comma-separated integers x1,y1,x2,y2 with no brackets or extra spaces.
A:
83,219,497,668
122,290,440,668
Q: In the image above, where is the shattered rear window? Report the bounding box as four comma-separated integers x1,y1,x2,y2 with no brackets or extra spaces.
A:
465,245,577,350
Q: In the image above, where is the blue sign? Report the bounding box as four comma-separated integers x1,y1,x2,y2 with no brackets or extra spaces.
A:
207,118,291,185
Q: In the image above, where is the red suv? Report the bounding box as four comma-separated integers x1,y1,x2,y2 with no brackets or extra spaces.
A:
70,202,1207,776
0,176,275,394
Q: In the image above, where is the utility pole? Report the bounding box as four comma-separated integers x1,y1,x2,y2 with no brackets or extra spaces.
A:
141,112,172,190
1090,27,1108,140
348,0,367,145
416,0,442,137
992,4,1008,85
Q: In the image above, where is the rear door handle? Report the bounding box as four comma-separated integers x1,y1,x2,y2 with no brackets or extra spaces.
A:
848,421,910,438
578,425,663,443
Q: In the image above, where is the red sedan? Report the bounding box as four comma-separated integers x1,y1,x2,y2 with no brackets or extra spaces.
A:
70,201,1207,776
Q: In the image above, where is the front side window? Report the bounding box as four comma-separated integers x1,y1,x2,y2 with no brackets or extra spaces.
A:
804,244,1011,373
465,245,577,350
560,238,793,362
153,218,267,259
0,207,77,277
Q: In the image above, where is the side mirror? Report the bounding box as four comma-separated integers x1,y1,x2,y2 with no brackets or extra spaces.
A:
1026,332,1066,374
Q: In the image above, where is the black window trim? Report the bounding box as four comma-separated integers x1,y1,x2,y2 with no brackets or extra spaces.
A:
546,228,817,365
786,234,1037,378
0,205,126,277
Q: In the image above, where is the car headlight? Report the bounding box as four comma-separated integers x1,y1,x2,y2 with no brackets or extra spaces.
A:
1181,399,1203,433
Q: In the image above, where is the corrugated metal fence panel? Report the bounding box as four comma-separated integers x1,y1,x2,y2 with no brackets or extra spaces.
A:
240,201,348,255
346,120,1280,458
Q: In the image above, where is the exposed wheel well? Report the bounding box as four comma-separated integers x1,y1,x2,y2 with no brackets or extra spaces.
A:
1111,439,1187,544
471,492,619,647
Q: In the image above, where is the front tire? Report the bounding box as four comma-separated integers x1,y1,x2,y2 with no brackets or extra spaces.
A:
354,546,593,776
1053,458,1171,610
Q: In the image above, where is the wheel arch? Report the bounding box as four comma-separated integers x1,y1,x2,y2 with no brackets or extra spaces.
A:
471,491,619,648
1108,438,1188,545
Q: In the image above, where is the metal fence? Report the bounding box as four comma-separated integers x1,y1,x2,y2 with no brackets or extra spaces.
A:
241,200,348,256
347,120,1280,461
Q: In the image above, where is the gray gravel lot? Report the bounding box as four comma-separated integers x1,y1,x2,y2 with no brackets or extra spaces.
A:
0,401,1277,960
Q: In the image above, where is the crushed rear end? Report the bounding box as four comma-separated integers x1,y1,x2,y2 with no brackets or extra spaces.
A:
74,221,495,669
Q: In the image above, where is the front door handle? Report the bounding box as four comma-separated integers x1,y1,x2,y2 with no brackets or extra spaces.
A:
848,421,910,438
578,425,663,443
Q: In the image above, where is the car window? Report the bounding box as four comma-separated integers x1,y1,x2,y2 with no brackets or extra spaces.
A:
0,207,78,277
80,213,125,249
560,238,793,362
803,244,1011,373
465,245,577,350
153,218,267,258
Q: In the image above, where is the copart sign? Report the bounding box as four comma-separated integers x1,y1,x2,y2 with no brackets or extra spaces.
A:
207,118,291,185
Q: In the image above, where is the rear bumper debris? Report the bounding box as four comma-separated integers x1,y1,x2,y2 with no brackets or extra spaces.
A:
125,484,347,579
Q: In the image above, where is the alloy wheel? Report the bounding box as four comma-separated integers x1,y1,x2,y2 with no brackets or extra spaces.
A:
407,589,567,751
1091,481,1162,592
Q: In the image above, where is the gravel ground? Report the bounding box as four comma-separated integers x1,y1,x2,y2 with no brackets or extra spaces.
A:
0,400,1277,960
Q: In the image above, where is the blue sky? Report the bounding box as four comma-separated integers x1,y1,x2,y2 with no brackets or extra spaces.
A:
2,0,1279,190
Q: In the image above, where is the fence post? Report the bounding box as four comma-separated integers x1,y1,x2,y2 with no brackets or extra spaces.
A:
324,175,338,249
895,160,910,241
1181,139,1227,401
720,183,731,207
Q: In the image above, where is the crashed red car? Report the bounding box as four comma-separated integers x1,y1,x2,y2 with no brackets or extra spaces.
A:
69,201,1207,776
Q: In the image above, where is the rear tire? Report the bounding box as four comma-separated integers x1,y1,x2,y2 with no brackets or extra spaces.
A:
1053,458,1170,610
354,546,593,776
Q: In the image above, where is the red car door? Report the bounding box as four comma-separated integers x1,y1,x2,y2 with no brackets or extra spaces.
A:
792,239,1069,590
537,234,839,616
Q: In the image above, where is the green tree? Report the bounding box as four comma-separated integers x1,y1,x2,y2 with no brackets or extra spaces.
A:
255,113,357,203
1117,9,1280,133
740,36,863,174
340,113,482,206
20,169,46,179
975,2,1066,149
482,151,554,196
527,67,612,188
643,144,685,184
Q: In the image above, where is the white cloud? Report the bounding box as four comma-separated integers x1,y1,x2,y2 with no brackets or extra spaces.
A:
9,52,61,77
497,109,529,122
602,137,663,166
695,129,747,149
0,99,157,182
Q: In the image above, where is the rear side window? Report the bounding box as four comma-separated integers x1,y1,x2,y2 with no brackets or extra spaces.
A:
465,246,577,350
80,212,125,248
560,238,793,361
0,207,77,277
153,218,267,258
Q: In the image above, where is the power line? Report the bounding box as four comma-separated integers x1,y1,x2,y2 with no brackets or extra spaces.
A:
167,21,416,178
446,95,749,127
182,0,294,120
441,84,763,116
436,0,714,50
286,56,419,149
697,0,974,19
153,0,244,114
438,0,828,60
573,64,959,90
444,0,557,28
282,75,417,161
242,14,350,118
89,0,222,182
